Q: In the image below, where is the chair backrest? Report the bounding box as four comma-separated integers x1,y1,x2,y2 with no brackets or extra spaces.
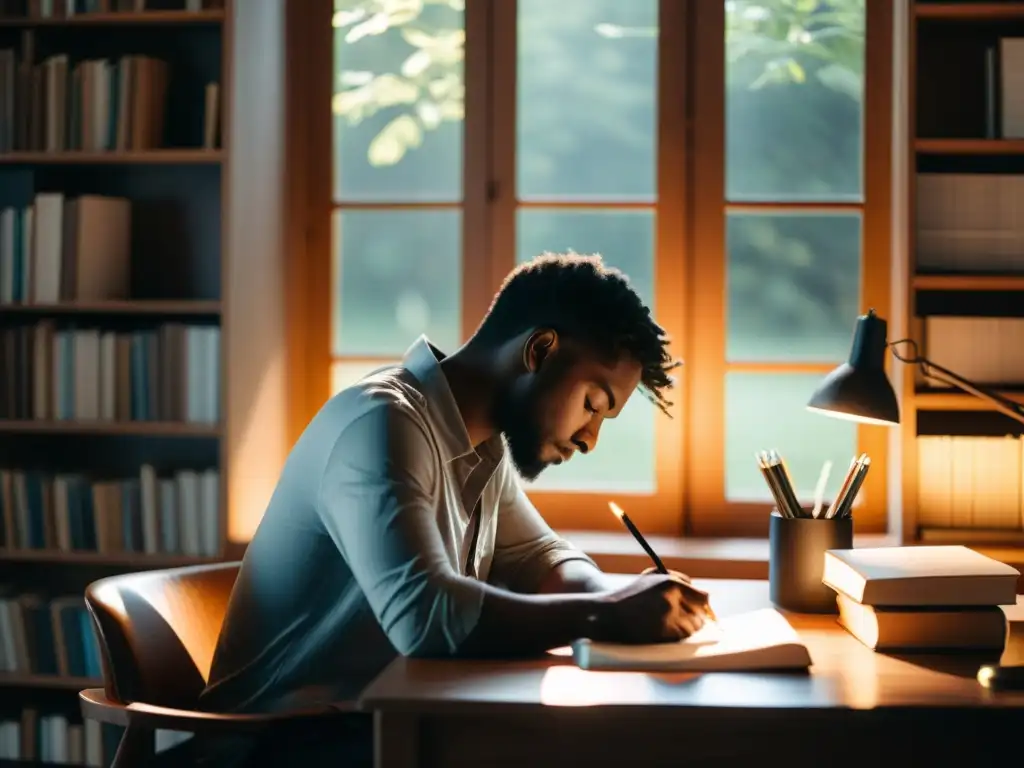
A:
85,561,240,709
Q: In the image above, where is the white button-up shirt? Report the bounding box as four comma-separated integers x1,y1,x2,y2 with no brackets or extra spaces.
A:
201,337,595,713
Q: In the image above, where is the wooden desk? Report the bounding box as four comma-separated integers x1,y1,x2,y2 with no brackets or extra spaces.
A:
360,579,1024,768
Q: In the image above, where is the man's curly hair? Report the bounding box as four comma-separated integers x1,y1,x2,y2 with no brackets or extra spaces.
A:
477,252,680,416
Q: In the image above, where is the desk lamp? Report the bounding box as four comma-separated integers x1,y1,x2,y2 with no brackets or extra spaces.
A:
806,308,1024,429
806,309,1024,691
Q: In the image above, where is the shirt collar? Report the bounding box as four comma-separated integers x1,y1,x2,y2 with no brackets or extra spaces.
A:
402,336,504,464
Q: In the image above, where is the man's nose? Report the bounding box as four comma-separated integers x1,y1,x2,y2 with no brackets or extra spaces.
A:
573,420,601,455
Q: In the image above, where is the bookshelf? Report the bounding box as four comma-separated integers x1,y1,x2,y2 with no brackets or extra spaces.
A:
902,1,1024,548
0,0,229,764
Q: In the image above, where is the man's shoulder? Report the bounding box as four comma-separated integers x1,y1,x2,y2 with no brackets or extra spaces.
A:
324,366,435,448
314,368,441,491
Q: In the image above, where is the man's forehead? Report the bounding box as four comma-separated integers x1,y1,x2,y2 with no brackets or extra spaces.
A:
581,350,642,379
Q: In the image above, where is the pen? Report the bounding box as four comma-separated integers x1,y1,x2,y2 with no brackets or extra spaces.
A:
608,501,717,622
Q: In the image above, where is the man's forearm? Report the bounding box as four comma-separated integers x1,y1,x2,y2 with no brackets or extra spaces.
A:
456,580,609,658
537,558,613,594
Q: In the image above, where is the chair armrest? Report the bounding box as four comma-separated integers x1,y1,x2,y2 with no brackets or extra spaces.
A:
79,688,355,734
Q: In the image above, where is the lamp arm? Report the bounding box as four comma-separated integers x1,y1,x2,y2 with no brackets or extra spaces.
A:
922,360,1024,427
887,338,1024,426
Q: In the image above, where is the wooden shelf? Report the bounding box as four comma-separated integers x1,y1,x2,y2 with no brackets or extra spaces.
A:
0,674,97,691
0,420,221,437
0,549,223,567
914,389,1024,410
919,527,1024,546
0,300,221,316
0,10,224,26
913,274,1024,291
915,138,1024,155
915,2,1024,20
0,150,223,165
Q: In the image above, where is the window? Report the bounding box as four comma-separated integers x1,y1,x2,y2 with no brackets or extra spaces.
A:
307,0,892,537
687,0,893,536
326,0,466,398
514,0,659,499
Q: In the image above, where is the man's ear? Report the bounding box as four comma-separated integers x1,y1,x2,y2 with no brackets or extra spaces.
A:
523,329,559,373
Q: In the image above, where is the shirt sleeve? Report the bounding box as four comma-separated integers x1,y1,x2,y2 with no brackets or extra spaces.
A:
488,458,598,593
316,396,486,658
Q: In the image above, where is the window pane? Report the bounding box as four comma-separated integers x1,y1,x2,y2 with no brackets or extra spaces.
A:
517,210,655,304
727,212,861,363
516,209,656,493
517,0,658,201
331,360,400,395
332,0,463,202
725,0,865,202
332,210,461,356
725,373,857,503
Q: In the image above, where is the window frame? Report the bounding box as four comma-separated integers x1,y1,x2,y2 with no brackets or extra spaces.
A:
299,0,894,539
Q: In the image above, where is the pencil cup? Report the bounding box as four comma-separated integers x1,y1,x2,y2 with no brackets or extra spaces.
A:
768,510,853,614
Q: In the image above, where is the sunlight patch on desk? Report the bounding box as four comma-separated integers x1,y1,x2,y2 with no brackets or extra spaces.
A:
539,666,658,707
836,647,880,708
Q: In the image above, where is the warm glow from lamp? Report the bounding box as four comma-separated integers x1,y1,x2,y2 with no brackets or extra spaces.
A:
805,405,900,427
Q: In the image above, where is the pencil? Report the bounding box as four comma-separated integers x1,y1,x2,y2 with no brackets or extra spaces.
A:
609,501,718,622
835,456,871,519
757,451,794,517
811,460,833,519
769,449,803,517
609,501,666,573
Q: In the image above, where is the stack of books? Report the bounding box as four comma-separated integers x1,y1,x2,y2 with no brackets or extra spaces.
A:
822,545,1021,653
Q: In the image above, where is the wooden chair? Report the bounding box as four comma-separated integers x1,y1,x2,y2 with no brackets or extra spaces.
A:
79,561,343,767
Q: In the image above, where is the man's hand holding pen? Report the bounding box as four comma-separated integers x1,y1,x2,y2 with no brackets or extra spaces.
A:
593,572,713,643
641,566,717,623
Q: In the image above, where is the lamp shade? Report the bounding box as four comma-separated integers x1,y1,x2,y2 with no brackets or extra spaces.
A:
806,309,900,426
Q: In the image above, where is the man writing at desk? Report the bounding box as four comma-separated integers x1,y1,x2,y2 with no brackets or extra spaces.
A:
198,253,712,766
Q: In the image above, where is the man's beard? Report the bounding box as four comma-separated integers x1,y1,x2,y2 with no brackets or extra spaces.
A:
492,380,548,481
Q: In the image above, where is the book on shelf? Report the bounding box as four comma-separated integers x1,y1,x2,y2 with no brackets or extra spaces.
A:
0,31,169,153
1,193,131,305
1001,38,1024,140
0,591,101,678
975,37,1024,140
1,0,226,19
0,464,222,557
916,173,1024,274
919,527,1024,545
203,80,219,150
0,320,221,424
0,711,107,766
921,316,1024,388
917,435,1023,531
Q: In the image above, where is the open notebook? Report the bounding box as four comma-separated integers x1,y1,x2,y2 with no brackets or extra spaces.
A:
572,608,812,672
